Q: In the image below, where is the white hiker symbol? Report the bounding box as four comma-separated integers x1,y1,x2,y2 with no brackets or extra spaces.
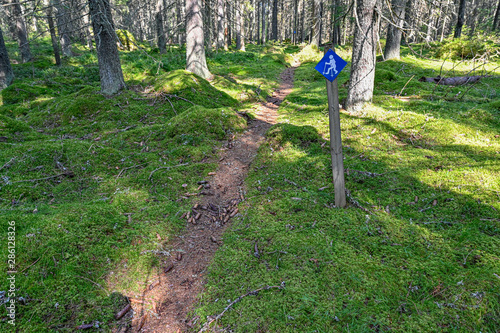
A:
323,55,338,76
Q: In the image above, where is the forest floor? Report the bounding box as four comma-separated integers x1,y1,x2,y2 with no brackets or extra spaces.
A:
0,38,499,333
137,63,299,333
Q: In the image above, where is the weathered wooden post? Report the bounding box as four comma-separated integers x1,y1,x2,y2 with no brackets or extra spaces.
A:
315,46,347,207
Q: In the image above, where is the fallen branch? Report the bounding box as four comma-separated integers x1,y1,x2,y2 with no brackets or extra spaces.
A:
418,75,490,86
115,163,147,179
346,190,372,214
13,171,74,183
148,163,189,180
0,157,16,171
198,283,285,333
346,169,384,177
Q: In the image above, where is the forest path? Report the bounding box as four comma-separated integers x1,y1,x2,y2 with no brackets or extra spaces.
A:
130,62,299,333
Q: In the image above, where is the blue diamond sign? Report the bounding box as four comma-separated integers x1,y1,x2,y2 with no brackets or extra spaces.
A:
315,49,347,82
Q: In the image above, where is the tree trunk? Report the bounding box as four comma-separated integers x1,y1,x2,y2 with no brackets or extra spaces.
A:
45,0,61,66
493,0,500,30
311,0,322,46
0,27,14,90
204,0,212,52
293,0,298,44
88,0,126,95
271,0,278,40
6,0,32,63
235,0,244,50
261,0,267,44
300,0,305,43
217,0,225,49
384,0,405,60
454,0,466,38
54,0,73,57
226,1,231,49
186,0,211,79
345,0,378,113
156,0,166,53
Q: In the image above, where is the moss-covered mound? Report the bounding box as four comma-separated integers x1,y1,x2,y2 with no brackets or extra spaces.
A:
152,70,238,108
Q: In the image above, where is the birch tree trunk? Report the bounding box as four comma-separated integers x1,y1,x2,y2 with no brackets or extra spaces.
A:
345,0,379,113
88,0,126,95
0,27,14,90
186,0,212,79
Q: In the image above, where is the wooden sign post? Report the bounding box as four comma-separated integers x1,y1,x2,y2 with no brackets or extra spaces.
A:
315,47,347,207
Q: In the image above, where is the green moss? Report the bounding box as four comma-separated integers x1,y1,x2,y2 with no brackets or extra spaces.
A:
267,123,321,146
153,69,238,107
375,69,398,82
116,29,138,51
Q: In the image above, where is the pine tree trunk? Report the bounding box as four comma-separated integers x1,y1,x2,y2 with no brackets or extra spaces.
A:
454,0,466,38
311,0,322,46
156,0,167,53
257,1,261,43
0,27,14,90
240,1,246,51
494,0,500,30
226,1,231,49
384,0,405,60
54,0,73,57
261,0,267,44
346,0,378,113
271,0,278,40
293,0,298,44
186,0,211,79
300,0,305,43
217,0,225,49
88,0,126,95
236,0,242,49
7,0,32,63
45,0,61,66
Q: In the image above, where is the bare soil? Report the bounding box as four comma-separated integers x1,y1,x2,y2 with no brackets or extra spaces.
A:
121,65,297,333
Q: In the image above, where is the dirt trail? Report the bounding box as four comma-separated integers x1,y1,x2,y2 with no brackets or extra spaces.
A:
125,64,298,333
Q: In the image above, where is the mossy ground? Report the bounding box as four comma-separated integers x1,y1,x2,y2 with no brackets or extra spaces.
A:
0,38,289,332
194,44,500,331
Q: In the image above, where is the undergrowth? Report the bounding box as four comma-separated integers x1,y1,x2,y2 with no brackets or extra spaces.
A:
0,38,289,332
194,44,500,332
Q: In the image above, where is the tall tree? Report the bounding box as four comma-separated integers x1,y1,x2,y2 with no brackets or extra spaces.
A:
186,0,211,79
345,0,379,112
454,0,467,38
88,0,126,95
45,0,61,66
261,0,267,44
311,0,323,46
271,0,278,40
53,0,73,57
5,0,32,63
493,0,500,30
156,0,167,53
217,0,225,49
0,27,14,90
235,0,246,50
384,0,406,60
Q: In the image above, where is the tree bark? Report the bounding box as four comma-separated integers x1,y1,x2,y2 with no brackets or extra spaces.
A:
186,0,211,79
261,0,267,44
53,0,73,57
156,0,167,53
271,0,278,40
217,0,225,49
493,0,500,30
0,27,14,90
45,0,61,66
345,0,379,113
384,0,405,60
88,0,126,95
226,1,231,49
6,0,32,63
454,0,466,38
311,0,322,46
300,0,305,43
